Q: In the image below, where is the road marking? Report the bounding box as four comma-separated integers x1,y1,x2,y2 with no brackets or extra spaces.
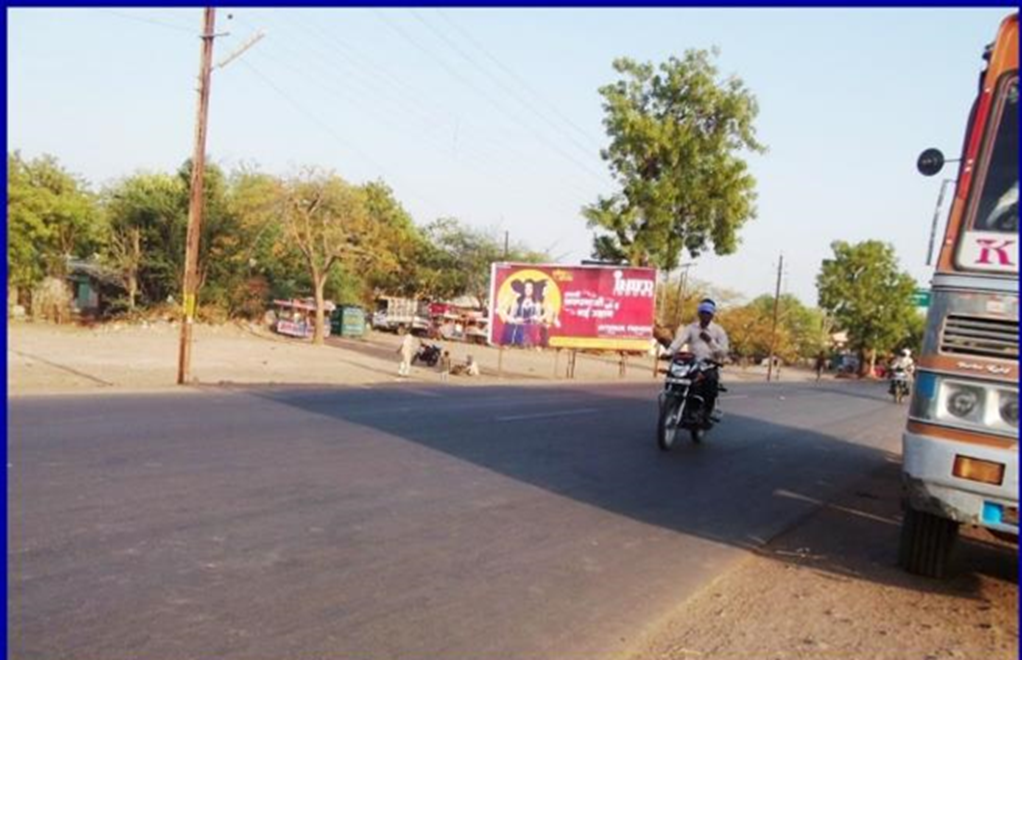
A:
496,408,600,422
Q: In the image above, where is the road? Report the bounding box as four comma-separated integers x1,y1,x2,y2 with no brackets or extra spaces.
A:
8,378,907,658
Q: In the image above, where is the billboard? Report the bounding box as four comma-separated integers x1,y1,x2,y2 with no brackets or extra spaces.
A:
488,263,657,351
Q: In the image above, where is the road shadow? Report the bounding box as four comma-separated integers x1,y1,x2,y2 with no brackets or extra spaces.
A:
246,381,1018,601
747,456,1019,597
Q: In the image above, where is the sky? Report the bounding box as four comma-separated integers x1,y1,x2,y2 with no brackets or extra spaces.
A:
7,6,1016,305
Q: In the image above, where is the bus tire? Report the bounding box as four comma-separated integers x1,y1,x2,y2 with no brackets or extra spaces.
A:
899,506,958,578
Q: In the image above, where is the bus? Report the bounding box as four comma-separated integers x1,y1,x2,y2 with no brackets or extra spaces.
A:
902,12,1020,577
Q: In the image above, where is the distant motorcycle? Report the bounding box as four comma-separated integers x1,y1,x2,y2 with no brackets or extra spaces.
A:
657,353,724,450
414,342,442,367
889,368,912,404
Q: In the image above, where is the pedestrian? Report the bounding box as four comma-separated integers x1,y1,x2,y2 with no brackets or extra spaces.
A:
440,349,451,381
397,331,417,377
815,350,827,381
465,355,480,377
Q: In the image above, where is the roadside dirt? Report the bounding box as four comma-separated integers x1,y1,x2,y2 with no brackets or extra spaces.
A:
6,320,811,395
629,458,1021,659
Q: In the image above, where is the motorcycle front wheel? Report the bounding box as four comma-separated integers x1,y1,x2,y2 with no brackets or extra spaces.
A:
657,397,681,451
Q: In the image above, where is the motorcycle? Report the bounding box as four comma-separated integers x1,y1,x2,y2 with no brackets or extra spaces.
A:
657,353,724,450
414,342,442,367
889,368,911,404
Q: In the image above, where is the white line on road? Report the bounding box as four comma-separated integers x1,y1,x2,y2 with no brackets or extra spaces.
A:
496,408,600,422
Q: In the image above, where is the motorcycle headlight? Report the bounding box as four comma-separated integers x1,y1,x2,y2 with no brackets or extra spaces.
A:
999,393,1020,428
669,362,689,377
946,386,982,419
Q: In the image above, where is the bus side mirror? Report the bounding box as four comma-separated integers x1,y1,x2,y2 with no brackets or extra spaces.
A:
917,148,946,176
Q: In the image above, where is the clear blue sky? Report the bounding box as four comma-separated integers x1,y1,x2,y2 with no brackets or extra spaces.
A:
7,6,1015,304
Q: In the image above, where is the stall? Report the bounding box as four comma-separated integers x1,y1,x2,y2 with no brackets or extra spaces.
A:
273,298,336,339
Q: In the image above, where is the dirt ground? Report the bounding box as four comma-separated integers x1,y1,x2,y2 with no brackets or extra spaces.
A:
629,458,1021,659
5,319,812,395
7,319,1021,659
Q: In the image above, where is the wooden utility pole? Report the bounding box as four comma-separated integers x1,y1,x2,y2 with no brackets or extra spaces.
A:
674,261,697,325
766,253,784,382
177,7,217,385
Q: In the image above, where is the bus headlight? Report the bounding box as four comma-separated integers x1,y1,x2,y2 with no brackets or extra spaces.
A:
911,374,1015,433
946,385,983,419
999,393,1020,428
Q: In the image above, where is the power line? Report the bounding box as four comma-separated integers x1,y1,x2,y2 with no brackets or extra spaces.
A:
278,10,601,201
433,8,606,158
373,9,610,187
411,9,603,166
239,10,599,206
103,9,197,35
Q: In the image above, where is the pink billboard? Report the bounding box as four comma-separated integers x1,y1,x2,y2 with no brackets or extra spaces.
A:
488,263,657,351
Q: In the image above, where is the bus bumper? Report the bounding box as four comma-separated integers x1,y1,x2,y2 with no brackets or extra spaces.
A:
902,431,1020,535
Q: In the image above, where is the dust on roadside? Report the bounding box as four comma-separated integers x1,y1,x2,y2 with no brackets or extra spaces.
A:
629,458,1020,660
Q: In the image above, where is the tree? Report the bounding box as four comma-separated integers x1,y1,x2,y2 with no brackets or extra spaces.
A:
7,152,101,303
104,226,143,310
719,303,776,363
281,171,374,344
422,219,546,306
747,293,828,361
817,240,919,374
583,49,764,271
102,171,186,305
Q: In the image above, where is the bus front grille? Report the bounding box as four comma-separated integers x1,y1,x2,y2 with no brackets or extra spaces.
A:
940,314,1020,360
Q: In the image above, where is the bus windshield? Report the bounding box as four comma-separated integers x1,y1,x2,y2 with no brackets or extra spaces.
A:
973,74,1020,233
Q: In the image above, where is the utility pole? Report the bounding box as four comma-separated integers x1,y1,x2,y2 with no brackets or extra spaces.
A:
674,261,697,325
504,230,509,258
766,253,784,382
177,7,217,385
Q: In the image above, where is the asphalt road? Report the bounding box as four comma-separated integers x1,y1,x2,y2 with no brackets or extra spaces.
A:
8,378,907,658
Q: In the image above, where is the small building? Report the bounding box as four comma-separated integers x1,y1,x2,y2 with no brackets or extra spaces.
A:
65,259,126,317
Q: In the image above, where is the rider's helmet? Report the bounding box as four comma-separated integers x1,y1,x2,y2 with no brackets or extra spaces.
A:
698,298,717,318
902,348,912,357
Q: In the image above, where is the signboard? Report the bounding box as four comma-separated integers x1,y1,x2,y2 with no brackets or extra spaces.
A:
956,231,1019,274
488,263,657,351
913,289,931,308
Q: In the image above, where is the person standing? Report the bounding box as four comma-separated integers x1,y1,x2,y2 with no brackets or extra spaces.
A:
397,331,417,377
815,351,827,381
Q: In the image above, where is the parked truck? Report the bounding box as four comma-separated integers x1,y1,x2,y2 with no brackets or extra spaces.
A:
902,12,1019,577
371,296,430,335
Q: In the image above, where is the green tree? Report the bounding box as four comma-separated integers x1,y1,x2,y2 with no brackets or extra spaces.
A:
356,180,427,300
281,171,375,344
102,161,238,313
583,49,764,271
102,171,185,305
7,152,101,302
747,294,828,361
422,219,546,306
817,240,919,374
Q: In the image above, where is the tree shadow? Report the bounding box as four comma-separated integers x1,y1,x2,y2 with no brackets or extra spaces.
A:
245,382,1018,601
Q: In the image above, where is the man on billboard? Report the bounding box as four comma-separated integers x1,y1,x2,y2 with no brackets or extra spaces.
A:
667,298,730,423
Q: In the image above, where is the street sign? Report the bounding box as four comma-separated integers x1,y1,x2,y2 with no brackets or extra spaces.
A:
913,289,931,308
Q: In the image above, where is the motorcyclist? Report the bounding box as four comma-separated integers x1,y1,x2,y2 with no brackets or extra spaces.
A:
890,348,915,375
667,298,730,423
888,348,915,394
